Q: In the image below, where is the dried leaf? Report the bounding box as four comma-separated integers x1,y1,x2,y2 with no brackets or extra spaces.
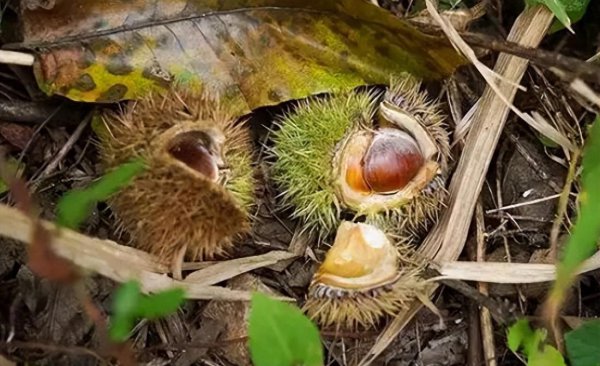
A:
184,250,297,285
0,122,35,151
13,0,466,116
27,221,80,283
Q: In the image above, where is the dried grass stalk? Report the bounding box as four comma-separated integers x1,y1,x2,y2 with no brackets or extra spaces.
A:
184,250,298,285
0,204,292,301
434,251,600,283
0,50,35,66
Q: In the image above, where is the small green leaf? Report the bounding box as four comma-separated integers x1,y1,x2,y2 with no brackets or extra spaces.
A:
109,281,142,342
529,345,567,366
549,0,591,33
526,0,572,31
565,319,600,366
538,134,561,148
136,288,186,319
112,281,142,318
109,314,135,342
56,158,146,229
508,319,534,353
108,281,186,342
249,292,323,366
507,319,553,360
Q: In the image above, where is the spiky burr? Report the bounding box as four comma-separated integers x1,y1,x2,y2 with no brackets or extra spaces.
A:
270,73,450,242
97,87,255,275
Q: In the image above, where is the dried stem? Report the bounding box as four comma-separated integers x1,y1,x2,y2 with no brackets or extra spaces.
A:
433,251,600,283
475,202,496,366
0,203,293,301
0,50,35,66
549,149,581,259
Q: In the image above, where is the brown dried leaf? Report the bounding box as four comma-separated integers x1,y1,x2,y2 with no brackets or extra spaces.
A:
27,221,80,283
0,122,35,151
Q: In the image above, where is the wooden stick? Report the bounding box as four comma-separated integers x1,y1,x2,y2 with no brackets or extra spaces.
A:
0,50,34,66
360,4,554,365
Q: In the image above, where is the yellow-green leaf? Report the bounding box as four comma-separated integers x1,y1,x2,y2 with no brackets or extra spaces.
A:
10,0,466,118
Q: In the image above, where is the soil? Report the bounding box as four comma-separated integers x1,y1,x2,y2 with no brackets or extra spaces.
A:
0,0,600,365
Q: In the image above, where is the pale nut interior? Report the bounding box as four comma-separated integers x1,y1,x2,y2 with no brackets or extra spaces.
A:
378,100,439,161
315,221,399,290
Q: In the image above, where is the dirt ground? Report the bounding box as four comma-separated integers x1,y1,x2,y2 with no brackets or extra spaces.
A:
1,0,600,365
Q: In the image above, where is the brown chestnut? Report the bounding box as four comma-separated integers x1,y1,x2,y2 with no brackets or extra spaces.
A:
168,130,219,181
363,129,424,193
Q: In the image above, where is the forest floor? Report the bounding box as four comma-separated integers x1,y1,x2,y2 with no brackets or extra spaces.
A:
0,0,599,365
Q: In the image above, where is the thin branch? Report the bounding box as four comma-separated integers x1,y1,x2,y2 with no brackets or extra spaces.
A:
485,193,562,214
475,202,496,366
0,50,34,66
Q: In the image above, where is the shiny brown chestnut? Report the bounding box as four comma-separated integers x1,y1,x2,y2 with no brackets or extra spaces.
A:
345,128,425,195
167,130,222,181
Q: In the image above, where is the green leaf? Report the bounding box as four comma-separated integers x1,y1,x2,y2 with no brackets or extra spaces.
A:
136,288,186,319
549,0,591,33
56,158,146,229
507,319,567,365
538,134,561,149
112,281,142,316
526,0,591,33
249,293,323,366
526,0,572,31
556,117,600,285
508,319,534,353
108,281,186,342
109,281,142,342
529,345,567,366
565,319,600,366
108,314,135,343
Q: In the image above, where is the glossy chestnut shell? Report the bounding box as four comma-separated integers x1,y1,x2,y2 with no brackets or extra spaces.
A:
165,128,226,181
345,128,424,195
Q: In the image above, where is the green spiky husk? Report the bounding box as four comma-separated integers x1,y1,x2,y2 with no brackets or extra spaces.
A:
98,87,255,262
270,73,450,240
303,259,428,330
